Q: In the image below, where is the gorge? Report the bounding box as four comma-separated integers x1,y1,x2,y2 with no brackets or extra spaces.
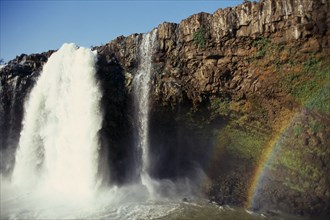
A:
1,0,330,219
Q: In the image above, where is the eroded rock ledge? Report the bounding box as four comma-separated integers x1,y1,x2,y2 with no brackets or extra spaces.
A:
95,0,328,107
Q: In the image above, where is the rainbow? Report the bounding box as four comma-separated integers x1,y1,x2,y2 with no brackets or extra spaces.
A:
245,61,329,210
245,111,298,210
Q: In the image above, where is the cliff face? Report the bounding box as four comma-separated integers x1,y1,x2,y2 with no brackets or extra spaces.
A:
0,52,53,173
1,0,329,217
101,0,329,106
153,0,329,108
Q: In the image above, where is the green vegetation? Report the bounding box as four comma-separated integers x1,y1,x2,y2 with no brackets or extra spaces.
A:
203,36,330,202
306,85,330,114
249,97,268,119
253,37,271,59
210,97,232,119
215,122,268,162
209,95,269,161
289,60,330,114
274,58,281,70
248,37,289,71
303,57,320,71
267,111,329,194
293,125,302,137
283,178,307,193
277,149,322,179
276,149,323,193
311,119,325,133
193,27,206,48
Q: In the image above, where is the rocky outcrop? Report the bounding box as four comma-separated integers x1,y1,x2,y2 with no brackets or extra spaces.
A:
90,0,329,109
0,52,53,173
96,0,330,216
1,0,329,217
152,0,329,106
252,108,330,215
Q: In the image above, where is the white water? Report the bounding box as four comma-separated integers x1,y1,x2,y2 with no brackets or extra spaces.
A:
0,42,292,220
1,39,196,220
11,43,102,198
2,175,268,220
132,29,158,195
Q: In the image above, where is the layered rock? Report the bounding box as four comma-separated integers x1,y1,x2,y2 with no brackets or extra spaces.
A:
152,0,329,106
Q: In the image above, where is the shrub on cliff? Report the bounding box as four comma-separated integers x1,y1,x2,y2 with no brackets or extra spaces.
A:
193,27,206,48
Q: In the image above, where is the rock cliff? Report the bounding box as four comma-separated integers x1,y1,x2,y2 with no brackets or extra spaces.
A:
1,0,329,217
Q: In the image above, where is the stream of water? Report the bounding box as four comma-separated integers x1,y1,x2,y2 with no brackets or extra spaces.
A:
0,39,320,220
132,29,158,197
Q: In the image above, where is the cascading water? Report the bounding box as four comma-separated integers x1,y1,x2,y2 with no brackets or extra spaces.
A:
132,29,157,195
11,43,103,197
1,41,282,220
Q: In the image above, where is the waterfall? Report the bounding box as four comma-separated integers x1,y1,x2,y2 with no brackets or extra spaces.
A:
11,43,102,197
132,30,157,193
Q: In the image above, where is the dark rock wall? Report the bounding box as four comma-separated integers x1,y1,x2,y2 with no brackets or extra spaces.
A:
95,49,136,185
0,52,53,174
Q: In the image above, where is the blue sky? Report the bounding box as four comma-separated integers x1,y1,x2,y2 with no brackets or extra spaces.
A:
1,0,243,62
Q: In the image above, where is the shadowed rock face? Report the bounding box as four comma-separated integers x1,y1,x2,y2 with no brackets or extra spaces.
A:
0,52,53,174
1,0,329,217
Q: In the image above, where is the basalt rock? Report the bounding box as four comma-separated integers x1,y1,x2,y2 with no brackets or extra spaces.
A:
0,51,53,173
